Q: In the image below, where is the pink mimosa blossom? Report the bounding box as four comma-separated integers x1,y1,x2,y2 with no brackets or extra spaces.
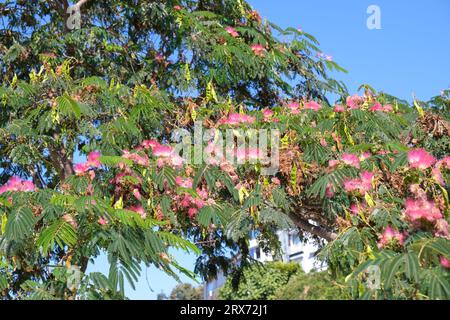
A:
247,147,262,161
262,108,274,120
435,219,449,237
122,150,149,166
271,177,281,185
349,203,359,215
383,104,393,112
175,176,193,189
98,217,108,225
197,187,209,199
369,102,383,112
325,183,336,198
226,26,239,37
407,148,436,169
360,171,374,189
152,145,173,157
128,205,146,218
334,104,345,112
440,256,450,268
328,159,340,169
221,113,255,125
404,198,442,223
346,94,363,110
132,188,142,200
288,102,300,114
341,153,360,168
304,100,321,111
344,178,361,193
432,167,445,186
63,214,77,229
141,139,160,149
188,207,198,218
436,156,450,169
87,151,101,167
88,170,96,181
344,171,374,194
0,176,36,194
320,138,328,147
251,44,266,56
377,226,405,248
360,152,372,161
74,162,89,175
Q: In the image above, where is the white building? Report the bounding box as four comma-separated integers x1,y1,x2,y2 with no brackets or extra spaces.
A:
203,230,319,300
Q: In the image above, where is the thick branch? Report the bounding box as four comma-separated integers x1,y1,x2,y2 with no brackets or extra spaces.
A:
288,212,338,242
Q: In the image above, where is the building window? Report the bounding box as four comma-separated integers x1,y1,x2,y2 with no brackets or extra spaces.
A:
288,233,300,246
292,234,300,245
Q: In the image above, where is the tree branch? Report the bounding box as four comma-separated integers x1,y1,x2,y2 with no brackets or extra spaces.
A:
288,212,338,242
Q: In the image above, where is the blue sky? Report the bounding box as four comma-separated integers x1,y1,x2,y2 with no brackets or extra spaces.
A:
90,0,450,299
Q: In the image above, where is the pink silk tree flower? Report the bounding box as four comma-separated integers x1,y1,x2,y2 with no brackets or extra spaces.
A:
288,102,300,115
360,152,372,161
247,147,262,161
436,156,450,169
122,150,149,166
349,203,359,215
334,104,345,112
251,44,266,56
440,256,450,269
341,153,360,168
152,145,173,157
221,113,255,125
0,176,36,194
435,219,449,237
74,162,89,175
188,207,198,218
262,108,274,120
349,203,366,215
344,178,361,193
346,94,363,110
343,171,374,194
360,171,374,188
325,183,335,198
87,151,101,167
383,104,393,112
404,198,442,223
98,217,108,225
328,159,340,169
175,176,193,189
127,205,146,218
432,167,445,186
271,177,281,185
132,188,142,200
304,100,321,111
141,139,160,149
407,148,436,169
170,154,185,168
369,102,383,112
377,226,405,249
226,26,239,37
